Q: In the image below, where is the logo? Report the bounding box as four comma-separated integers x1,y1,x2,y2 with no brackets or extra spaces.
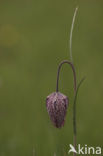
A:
68,144,102,155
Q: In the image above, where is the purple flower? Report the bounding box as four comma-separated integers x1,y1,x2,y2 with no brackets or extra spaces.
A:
46,92,69,128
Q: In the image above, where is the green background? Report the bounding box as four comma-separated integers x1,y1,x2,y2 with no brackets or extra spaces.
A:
0,0,103,156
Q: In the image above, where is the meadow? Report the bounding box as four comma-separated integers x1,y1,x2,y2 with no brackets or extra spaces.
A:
0,0,103,156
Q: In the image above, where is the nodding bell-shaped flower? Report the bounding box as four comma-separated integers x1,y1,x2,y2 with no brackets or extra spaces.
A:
46,92,69,128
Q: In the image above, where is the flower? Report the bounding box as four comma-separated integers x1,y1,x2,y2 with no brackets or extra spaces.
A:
46,92,69,128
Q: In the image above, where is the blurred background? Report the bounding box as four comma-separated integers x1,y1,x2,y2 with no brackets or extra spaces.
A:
0,0,103,156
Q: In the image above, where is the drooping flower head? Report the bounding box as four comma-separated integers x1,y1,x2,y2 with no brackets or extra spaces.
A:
46,92,69,128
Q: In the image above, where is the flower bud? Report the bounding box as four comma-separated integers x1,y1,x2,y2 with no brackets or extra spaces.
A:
46,92,69,128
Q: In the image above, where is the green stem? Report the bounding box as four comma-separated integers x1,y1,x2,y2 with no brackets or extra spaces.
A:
56,60,77,155
73,77,85,156
56,60,85,156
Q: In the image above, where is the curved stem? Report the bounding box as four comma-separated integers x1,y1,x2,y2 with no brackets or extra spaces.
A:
56,60,77,156
56,60,77,94
56,61,85,156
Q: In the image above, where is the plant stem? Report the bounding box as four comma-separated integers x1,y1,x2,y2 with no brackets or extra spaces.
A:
69,6,78,156
56,60,77,156
56,60,76,93
73,77,85,156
